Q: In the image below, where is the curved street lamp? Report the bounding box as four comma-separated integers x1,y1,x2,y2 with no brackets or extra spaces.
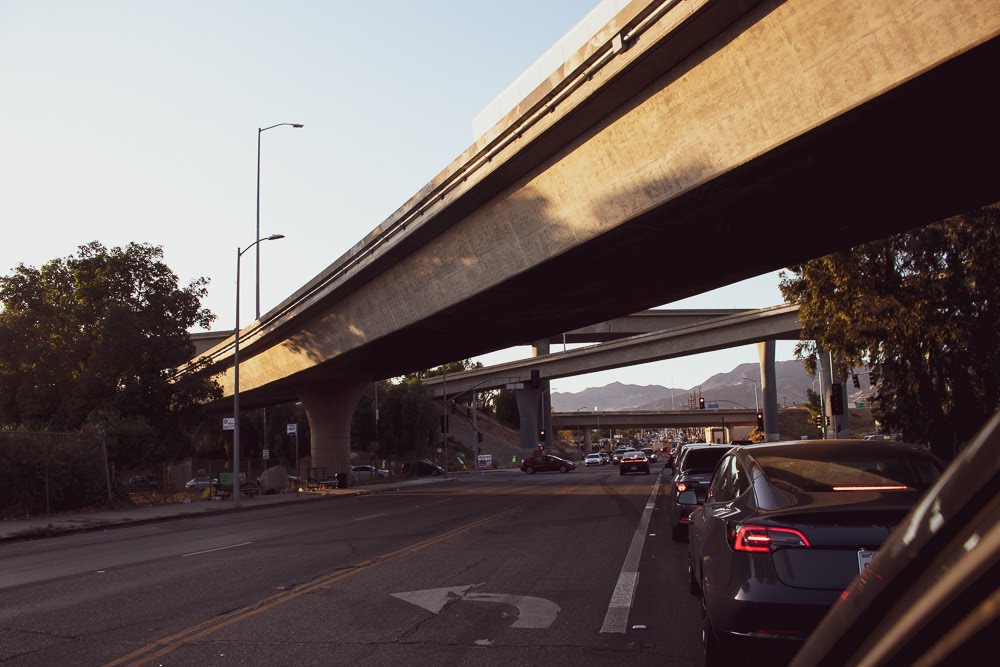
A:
233,233,285,506
739,376,760,413
256,122,303,319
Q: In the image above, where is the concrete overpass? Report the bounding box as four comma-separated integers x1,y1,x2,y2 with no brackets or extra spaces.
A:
423,304,798,448
553,409,757,447
181,0,1000,478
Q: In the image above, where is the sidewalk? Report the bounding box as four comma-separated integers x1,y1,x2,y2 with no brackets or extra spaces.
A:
0,475,457,545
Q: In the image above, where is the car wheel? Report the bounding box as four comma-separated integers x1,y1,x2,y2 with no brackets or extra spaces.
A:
526,466,535,474
702,599,731,667
559,465,568,473
688,557,701,597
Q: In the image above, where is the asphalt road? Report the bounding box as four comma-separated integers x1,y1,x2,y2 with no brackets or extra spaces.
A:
0,464,703,666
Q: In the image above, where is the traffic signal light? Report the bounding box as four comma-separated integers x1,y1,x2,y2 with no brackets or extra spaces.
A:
538,428,546,441
825,416,831,426
814,415,823,427
830,384,844,415
756,412,764,429
477,432,484,443
699,396,705,410
852,374,861,389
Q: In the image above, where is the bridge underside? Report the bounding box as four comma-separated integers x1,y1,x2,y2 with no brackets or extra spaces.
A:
234,30,1000,409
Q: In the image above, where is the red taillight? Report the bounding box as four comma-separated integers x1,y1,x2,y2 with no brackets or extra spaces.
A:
676,482,687,492
729,525,811,552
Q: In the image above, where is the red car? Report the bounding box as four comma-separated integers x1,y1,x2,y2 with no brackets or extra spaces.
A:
521,454,576,474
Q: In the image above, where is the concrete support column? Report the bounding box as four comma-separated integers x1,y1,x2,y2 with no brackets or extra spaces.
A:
817,350,833,439
532,340,553,451
757,341,780,441
297,380,367,486
515,387,542,456
583,428,592,451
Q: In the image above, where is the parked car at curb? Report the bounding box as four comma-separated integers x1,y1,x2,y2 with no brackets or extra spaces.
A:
127,475,158,491
520,454,575,474
401,460,444,477
790,411,1000,667
184,475,217,491
686,439,943,666
619,450,650,476
352,465,392,479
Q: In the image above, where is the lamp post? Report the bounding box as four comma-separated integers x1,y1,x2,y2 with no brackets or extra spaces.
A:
233,233,286,507
256,122,303,320
739,376,760,412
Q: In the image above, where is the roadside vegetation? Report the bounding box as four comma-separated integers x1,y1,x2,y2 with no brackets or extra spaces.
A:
780,203,1000,460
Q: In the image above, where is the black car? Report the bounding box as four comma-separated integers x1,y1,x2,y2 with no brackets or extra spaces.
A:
790,412,1000,667
400,460,444,477
619,450,650,475
667,444,730,540
685,439,943,665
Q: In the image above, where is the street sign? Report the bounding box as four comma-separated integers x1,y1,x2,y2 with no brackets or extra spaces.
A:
286,423,297,435
505,383,524,389
263,449,270,460
707,402,719,409
855,401,867,408
223,417,235,431
477,454,492,469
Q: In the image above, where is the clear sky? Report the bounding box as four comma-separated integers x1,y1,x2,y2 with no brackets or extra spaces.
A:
1,0,798,395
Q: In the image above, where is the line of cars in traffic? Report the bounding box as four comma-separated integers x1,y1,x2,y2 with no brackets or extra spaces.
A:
661,417,1000,666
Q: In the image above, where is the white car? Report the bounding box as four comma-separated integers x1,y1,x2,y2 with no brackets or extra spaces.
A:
584,454,602,466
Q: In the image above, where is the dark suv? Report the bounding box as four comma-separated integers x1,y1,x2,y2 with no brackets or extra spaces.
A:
667,445,730,540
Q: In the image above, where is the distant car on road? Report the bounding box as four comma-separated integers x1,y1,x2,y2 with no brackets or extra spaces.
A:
521,454,576,474
619,450,650,476
401,460,444,477
686,439,943,665
598,452,610,464
611,448,633,465
641,447,658,463
584,454,603,466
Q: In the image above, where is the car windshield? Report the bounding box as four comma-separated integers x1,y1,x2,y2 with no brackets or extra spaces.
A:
756,450,942,492
680,448,728,473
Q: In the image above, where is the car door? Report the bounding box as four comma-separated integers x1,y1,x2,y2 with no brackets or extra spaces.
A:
699,455,739,589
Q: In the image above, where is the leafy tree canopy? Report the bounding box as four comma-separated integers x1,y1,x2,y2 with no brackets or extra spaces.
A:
779,204,1000,460
0,241,220,467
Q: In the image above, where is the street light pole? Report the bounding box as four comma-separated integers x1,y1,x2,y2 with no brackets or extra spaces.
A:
740,376,760,412
234,233,286,507
256,122,303,320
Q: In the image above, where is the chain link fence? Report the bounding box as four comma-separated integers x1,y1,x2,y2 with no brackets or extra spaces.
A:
0,431,112,518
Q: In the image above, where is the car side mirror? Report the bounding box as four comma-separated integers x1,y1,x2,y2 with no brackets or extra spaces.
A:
677,490,703,505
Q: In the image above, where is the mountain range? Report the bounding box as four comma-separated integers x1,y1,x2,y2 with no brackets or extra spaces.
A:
551,360,828,412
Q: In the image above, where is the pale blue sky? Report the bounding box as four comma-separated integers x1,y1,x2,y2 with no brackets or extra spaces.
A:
1,0,797,394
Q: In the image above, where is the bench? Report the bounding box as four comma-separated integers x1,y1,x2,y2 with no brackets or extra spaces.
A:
307,467,339,490
214,471,259,499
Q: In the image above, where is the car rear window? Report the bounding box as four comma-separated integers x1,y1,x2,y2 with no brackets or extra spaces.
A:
755,450,942,492
680,448,728,473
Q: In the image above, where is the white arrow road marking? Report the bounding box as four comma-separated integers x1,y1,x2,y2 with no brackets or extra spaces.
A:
391,585,560,629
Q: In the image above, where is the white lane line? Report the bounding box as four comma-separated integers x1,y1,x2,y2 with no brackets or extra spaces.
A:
351,513,386,522
182,541,253,558
600,478,662,634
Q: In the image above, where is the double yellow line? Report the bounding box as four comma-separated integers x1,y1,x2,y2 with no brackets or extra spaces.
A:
106,481,579,666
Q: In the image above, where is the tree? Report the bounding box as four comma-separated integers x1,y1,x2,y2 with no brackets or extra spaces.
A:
779,204,1000,460
0,242,220,468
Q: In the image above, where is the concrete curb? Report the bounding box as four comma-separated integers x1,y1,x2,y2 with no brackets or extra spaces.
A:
0,476,459,545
